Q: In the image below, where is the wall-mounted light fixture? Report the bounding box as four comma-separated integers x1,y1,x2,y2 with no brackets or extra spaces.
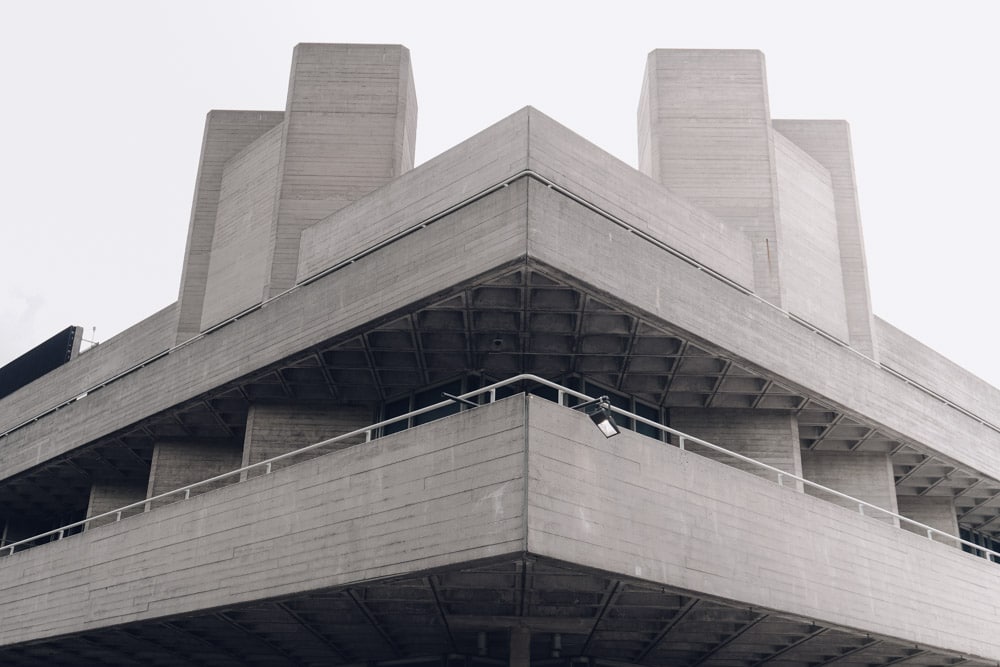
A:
574,395,620,438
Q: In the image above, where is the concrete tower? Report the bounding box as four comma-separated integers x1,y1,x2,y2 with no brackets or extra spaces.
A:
2,44,999,667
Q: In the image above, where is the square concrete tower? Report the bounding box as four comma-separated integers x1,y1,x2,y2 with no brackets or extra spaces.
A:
175,43,417,340
639,49,876,356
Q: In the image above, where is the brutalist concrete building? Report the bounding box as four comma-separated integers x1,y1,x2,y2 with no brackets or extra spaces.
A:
2,44,999,666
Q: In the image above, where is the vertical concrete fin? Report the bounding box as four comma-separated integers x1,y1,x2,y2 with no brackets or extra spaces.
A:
175,110,285,343
638,49,783,306
265,43,419,298
771,120,878,359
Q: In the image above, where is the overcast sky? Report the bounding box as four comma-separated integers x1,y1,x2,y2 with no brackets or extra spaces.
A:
2,1,998,389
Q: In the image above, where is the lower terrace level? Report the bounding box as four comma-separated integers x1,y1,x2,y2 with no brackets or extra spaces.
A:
2,395,999,665
4,269,1000,560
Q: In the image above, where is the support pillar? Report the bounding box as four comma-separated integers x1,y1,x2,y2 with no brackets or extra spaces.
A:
669,408,803,489
801,451,899,526
85,480,147,529
241,402,373,479
146,440,243,509
897,495,960,544
509,627,530,667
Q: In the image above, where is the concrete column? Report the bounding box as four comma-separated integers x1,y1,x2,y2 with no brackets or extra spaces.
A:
509,627,530,667
669,408,803,488
771,120,878,359
638,49,783,306
85,481,147,529
197,44,418,331
175,110,286,343
801,451,899,526
266,43,418,298
241,403,373,479
146,440,243,509
897,495,960,545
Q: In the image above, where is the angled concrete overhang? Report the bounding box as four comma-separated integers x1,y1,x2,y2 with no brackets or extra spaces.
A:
2,397,997,665
2,108,1000,500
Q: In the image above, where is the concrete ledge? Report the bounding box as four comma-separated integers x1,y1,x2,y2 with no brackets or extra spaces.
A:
875,316,1000,427
525,396,1000,662
0,397,527,646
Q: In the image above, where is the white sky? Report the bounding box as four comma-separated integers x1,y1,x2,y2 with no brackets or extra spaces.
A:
1,1,998,389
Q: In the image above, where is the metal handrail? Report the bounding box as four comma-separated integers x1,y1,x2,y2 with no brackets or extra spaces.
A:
2,374,998,563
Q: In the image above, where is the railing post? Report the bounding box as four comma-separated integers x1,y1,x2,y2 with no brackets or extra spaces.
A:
777,473,784,487
185,488,191,500
858,503,864,516
679,436,686,451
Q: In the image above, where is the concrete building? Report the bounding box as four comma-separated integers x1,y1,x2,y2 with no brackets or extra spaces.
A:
1,44,998,666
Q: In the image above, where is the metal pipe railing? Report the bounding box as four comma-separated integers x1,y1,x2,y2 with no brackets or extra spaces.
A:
3,374,998,563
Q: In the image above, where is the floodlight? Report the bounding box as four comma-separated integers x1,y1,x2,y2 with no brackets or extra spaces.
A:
574,395,621,438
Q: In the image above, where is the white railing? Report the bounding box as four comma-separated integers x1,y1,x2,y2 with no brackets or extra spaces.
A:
2,374,998,563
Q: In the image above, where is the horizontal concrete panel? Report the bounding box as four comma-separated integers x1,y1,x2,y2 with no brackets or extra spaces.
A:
875,316,1000,427
299,107,753,291
0,181,530,483
0,397,527,646
524,396,1000,662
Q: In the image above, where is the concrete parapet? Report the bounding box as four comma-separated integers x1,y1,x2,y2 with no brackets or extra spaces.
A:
526,397,1000,661
0,396,527,646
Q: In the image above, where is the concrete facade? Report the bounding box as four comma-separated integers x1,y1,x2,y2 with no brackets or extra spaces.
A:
2,44,999,666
